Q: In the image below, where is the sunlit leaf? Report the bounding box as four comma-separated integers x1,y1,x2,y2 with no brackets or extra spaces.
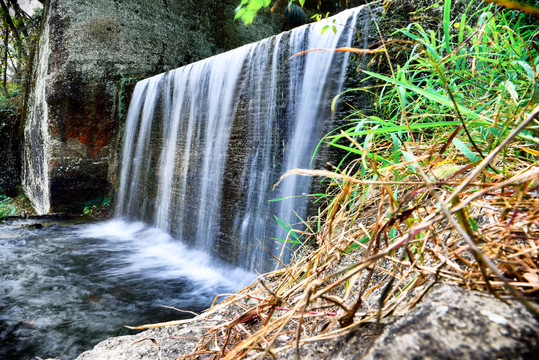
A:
512,60,534,81
452,137,481,162
363,70,489,122
274,216,300,241
515,146,539,156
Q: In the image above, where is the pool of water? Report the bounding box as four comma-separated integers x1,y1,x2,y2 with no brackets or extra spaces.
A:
0,218,255,360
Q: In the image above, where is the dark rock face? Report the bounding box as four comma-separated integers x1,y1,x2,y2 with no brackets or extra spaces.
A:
0,110,20,196
22,0,280,213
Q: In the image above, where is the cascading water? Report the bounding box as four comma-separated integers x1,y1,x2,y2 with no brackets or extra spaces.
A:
22,20,51,215
116,7,366,272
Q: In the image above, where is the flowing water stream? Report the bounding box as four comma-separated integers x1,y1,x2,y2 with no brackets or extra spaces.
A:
0,218,253,359
117,7,365,272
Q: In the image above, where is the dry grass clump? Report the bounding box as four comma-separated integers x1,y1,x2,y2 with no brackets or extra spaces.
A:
163,105,538,360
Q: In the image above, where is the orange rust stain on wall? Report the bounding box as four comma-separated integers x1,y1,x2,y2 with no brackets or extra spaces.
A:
66,126,111,157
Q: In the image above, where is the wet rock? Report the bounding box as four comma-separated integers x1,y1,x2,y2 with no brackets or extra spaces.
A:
359,284,539,360
74,284,539,360
0,110,20,196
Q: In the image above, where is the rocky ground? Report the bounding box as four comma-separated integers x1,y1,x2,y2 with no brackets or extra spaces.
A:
75,283,538,360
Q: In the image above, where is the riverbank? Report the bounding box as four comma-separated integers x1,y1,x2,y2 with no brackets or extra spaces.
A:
0,191,113,220
75,279,539,359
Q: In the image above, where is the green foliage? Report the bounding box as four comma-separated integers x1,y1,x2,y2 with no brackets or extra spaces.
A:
328,0,539,174
235,0,271,25
0,82,20,111
0,191,35,218
299,0,539,257
321,18,337,35
118,74,146,125
235,0,306,25
83,196,112,216
0,194,18,218
273,215,302,245
0,0,42,113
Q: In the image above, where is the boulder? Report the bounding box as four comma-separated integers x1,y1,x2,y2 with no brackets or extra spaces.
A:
363,285,539,360
75,324,206,360
330,284,539,360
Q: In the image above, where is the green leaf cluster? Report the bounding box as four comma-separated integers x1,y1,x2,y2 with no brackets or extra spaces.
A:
83,196,112,216
235,0,306,25
235,0,272,25
0,194,17,218
328,0,538,171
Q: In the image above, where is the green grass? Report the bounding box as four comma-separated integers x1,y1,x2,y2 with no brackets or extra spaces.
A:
326,0,538,180
301,0,539,260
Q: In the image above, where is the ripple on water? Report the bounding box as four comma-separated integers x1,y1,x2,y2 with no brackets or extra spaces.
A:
0,218,255,360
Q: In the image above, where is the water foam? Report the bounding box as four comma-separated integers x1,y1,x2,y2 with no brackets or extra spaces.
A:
78,219,256,289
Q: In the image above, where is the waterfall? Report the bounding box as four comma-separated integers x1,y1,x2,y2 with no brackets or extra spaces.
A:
116,6,365,272
22,20,51,215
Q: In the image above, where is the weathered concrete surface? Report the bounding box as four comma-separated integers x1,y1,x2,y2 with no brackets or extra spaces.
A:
74,284,539,360
22,0,281,213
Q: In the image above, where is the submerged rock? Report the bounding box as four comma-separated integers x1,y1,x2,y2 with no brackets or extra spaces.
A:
74,284,539,359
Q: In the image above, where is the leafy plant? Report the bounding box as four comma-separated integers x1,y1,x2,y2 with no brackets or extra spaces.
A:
0,194,17,218
235,0,306,25
273,215,302,245
83,196,112,217
235,0,272,25
328,0,538,182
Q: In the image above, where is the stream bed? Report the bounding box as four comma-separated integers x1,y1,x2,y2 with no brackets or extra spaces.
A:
0,218,254,360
